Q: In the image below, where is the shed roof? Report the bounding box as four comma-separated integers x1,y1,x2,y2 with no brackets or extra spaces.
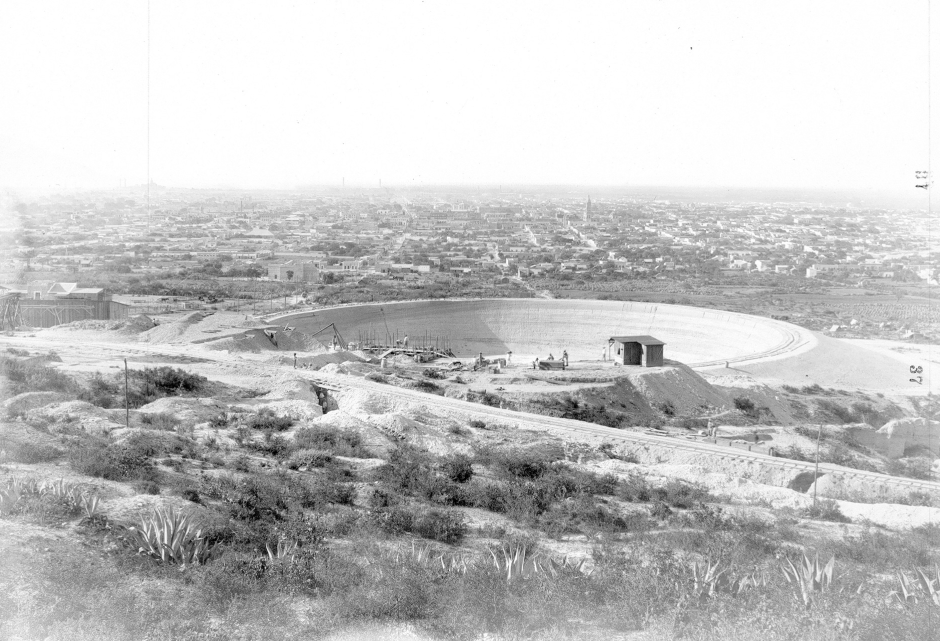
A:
609,335,666,346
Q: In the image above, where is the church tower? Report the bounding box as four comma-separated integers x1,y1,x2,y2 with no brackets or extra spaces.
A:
584,196,592,222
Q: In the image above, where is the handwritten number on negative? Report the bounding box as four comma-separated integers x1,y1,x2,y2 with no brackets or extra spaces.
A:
909,365,923,384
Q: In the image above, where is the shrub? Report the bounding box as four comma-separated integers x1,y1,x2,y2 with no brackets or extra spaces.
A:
69,440,159,483
649,501,673,519
377,505,467,544
814,399,857,424
132,366,207,394
734,396,756,414
7,441,63,464
133,480,161,495
244,408,294,432
140,412,181,431
78,373,121,408
658,400,676,416
0,355,80,395
468,419,487,429
245,434,292,458
803,499,850,523
285,448,333,470
619,473,653,502
408,379,443,394
293,427,369,457
441,454,474,483
886,457,934,480
209,412,230,428
650,479,710,508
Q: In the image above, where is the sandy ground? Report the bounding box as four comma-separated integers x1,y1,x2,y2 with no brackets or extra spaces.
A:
729,332,936,394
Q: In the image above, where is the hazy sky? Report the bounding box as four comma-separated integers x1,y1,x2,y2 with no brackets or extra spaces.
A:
1,1,937,192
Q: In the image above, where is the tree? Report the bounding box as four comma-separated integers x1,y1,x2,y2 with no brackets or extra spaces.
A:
286,270,294,281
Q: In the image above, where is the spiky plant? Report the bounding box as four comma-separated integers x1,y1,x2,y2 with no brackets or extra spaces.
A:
266,539,298,561
779,552,834,608
891,566,940,607
0,484,21,516
490,544,546,582
126,507,212,566
81,493,101,519
690,559,729,599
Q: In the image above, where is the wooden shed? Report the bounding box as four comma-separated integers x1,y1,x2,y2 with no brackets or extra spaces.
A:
609,335,665,367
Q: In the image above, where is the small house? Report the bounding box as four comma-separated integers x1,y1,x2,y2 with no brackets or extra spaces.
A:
609,335,665,367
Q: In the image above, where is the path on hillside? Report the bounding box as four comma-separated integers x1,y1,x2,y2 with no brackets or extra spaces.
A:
3,333,938,495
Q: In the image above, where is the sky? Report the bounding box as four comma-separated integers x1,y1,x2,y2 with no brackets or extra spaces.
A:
0,1,937,194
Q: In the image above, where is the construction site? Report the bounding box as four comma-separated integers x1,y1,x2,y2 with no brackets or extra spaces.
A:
1,297,937,640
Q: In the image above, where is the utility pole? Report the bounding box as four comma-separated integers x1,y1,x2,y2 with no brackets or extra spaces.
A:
813,423,822,510
124,358,130,427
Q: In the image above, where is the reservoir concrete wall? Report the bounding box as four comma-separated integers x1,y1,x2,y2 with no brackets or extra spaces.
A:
278,299,812,367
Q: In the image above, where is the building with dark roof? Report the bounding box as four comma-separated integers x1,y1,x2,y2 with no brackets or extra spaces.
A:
609,335,665,367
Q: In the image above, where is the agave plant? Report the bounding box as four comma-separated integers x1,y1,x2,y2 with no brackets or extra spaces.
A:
42,479,86,508
0,484,21,516
10,476,41,497
690,559,729,598
780,552,835,608
490,544,546,582
126,507,212,566
395,541,470,576
80,493,101,519
890,566,940,607
266,539,298,561
545,554,593,578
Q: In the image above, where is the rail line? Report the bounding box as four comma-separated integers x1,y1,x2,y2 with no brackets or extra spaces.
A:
4,334,938,494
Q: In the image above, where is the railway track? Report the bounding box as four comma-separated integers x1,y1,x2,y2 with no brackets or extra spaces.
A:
4,334,938,494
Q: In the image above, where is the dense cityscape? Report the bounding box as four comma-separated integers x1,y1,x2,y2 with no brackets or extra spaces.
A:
2,185,937,340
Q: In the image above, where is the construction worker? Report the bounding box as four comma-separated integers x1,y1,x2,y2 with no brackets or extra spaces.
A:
562,350,568,366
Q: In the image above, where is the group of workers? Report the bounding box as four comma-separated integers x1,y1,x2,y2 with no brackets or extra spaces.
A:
532,349,569,370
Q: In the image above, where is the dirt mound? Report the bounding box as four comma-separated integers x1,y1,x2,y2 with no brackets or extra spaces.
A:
261,379,320,402
2,391,72,416
235,398,323,421
307,410,398,457
26,400,125,435
138,311,264,345
292,350,367,370
119,314,157,333
705,373,800,424
136,397,229,423
624,362,729,415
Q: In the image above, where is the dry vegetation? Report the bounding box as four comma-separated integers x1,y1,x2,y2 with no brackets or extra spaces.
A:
1,352,938,640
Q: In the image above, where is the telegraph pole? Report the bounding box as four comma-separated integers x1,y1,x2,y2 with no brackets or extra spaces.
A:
813,423,822,510
124,358,130,427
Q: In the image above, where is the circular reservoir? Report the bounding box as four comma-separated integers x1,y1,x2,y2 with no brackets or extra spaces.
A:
276,298,814,367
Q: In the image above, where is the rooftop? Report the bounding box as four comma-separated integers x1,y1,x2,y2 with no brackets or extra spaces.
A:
609,335,666,346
